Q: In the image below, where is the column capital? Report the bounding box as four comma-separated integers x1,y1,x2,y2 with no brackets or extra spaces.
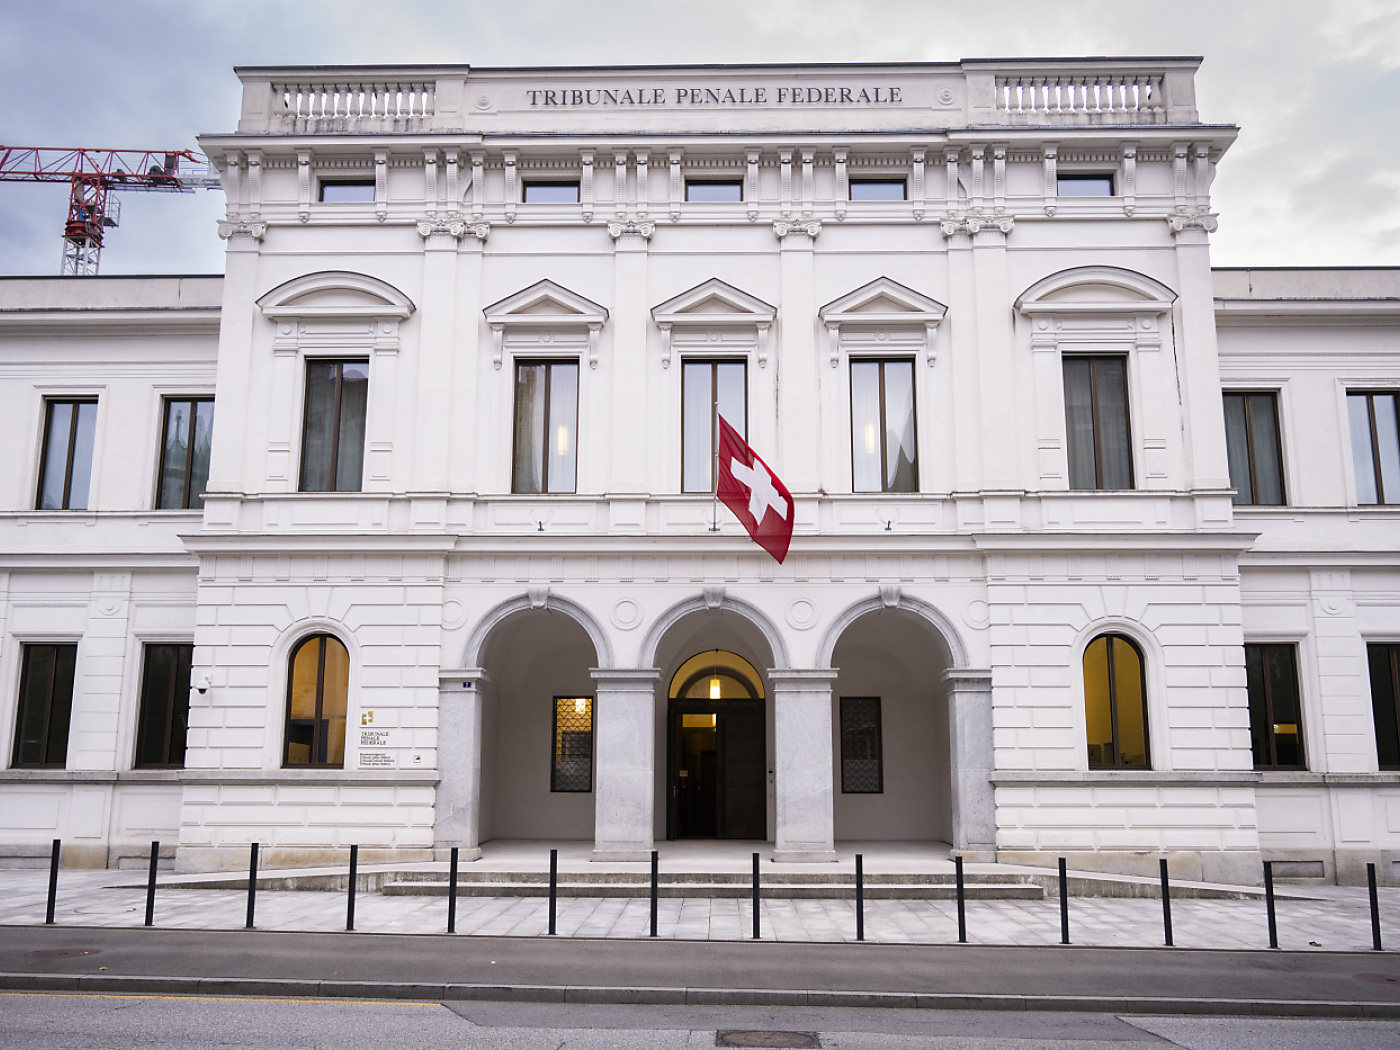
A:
768,668,840,687
438,667,488,693
941,668,993,693
590,667,661,691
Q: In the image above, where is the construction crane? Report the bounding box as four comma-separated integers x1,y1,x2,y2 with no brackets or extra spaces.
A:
0,147,222,275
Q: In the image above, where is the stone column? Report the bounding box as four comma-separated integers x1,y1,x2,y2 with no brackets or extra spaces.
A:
770,669,838,862
434,668,486,861
943,669,997,861
591,669,660,861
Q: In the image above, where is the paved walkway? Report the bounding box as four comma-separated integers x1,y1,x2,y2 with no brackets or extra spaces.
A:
2,866,1397,952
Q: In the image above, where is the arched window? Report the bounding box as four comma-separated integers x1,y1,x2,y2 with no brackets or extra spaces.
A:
1083,633,1149,768
284,634,349,767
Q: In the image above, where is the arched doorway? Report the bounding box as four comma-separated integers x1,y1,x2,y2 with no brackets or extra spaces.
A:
666,651,767,839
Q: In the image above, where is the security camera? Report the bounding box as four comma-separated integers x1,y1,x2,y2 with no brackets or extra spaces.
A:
196,673,212,695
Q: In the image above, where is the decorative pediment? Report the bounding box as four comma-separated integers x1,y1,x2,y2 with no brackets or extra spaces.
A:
1015,266,1176,316
482,279,609,369
256,271,415,320
650,279,777,367
818,277,948,367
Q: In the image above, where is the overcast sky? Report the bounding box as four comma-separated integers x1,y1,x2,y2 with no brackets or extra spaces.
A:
2,0,1397,276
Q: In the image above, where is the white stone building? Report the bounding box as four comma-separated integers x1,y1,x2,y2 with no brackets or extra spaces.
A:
0,58,1397,884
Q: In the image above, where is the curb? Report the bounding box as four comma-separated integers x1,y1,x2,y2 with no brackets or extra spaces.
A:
2,972,1399,1018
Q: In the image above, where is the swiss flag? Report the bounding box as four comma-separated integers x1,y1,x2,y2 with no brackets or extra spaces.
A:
716,414,794,564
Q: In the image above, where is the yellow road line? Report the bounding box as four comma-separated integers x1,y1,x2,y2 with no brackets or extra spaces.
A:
0,990,439,1007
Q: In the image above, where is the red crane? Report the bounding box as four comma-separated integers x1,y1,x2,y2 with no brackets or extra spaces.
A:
0,147,222,275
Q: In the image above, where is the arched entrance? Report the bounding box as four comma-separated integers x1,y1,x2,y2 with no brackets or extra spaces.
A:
667,651,767,839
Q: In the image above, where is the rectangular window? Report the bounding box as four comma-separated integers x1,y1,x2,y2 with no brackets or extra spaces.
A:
686,180,743,202
1245,644,1305,770
840,697,883,793
1058,174,1114,196
1063,355,1134,490
1348,392,1400,504
135,643,192,768
319,180,375,203
36,400,97,510
682,360,747,493
11,644,76,768
523,182,580,203
1369,644,1400,770
156,398,214,510
300,360,368,492
1223,392,1285,506
551,696,594,791
850,359,917,493
849,180,906,201
513,361,579,493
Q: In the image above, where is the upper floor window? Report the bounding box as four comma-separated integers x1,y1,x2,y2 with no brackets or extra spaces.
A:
513,361,578,494
682,360,746,493
523,181,580,203
284,634,349,768
1084,633,1149,768
300,360,368,493
1223,392,1285,506
12,643,76,769
156,398,214,510
1245,644,1305,770
1369,643,1400,771
1063,355,1134,490
37,399,97,510
135,643,192,768
319,180,375,203
686,181,743,202
849,179,905,201
1347,392,1400,505
850,359,917,493
1058,174,1114,196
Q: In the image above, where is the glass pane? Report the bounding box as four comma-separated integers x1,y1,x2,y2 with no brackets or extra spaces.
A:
14,646,57,765
1058,176,1113,196
168,644,191,767
320,182,375,202
1111,637,1148,766
1248,394,1285,505
1245,645,1270,767
334,362,368,492
136,644,177,765
1063,358,1097,490
715,363,746,438
1223,394,1253,506
546,363,578,493
849,181,905,201
682,671,752,700
158,401,191,509
523,183,579,203
682,363,713,493
1348,394,1379,504
189,401,214,510
1369,645,1400,769
301,362,338,492
289,639,321,722
1374,394,1400,504
850,362,882,492
320,637,348,766
38,402,73,510
513,364,547,493
686,182,742,202
1094,358,1133,490
1266,645,1302,767
1083,637,1114,767
66,402,98,511
44,645,76,766
883,361,917,492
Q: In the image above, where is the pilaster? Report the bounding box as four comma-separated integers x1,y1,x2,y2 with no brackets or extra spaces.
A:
770,669,839,862
942,668,997,860
591,668,660,861
435,667,487,859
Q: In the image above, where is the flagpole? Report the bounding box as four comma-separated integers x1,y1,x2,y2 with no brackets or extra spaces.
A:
709,416,720,532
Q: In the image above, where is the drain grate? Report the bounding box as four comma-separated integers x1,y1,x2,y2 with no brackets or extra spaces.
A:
716,1033,821,1049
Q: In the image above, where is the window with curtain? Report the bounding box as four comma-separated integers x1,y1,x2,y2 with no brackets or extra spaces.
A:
1223,392,1286,506
1348,392,1400,505
156,398,214,509
135,643,192,767
1063,355,1134,490
36,399,98,510
512,360,579,493
1084,633,1149,768
850,359,917,493
284,634,349,767
12,644,77,768
300,360,368,492
682,359,746,493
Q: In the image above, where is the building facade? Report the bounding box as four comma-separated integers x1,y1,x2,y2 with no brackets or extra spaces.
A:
1,58,1397,884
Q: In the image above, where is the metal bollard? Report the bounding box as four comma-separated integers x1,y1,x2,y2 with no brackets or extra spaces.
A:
1160,858,1173,947
346,844,358,932
447,846,459,934
144,841,159,927
45,839,60,925
547,848,557,936
1264,860,1278,949
1369,862,1383,952
1058,857,1070,945
245,843,259,930
649,850,659,938
855,853,865,942
752,852,761,940
954,854,967,944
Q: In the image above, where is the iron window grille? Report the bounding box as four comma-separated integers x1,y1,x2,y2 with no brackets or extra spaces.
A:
552,696,594,792
840,696,883,793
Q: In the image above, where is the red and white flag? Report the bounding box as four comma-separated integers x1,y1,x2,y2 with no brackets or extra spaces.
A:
716,414,794,564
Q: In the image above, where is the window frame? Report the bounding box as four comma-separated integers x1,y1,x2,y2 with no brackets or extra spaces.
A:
1057,173,1115,197
1083,632,1151,769
1244,643,1307,771
550,695,595,792
522,180,581,204
1369,643,1400,771
1063,353,1136,491
35,398,98,511
298,358,369,493
155,396,215,510
11,642,77,769
134,642,193,769
848,179,907,201
839,695,884,794
511,358,580,494
318,179,376,203
849,357,919,493
1348,390,1400,505
681,358,748,494
684,179,744,203
1223,390,1287,506
282,634,349,769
